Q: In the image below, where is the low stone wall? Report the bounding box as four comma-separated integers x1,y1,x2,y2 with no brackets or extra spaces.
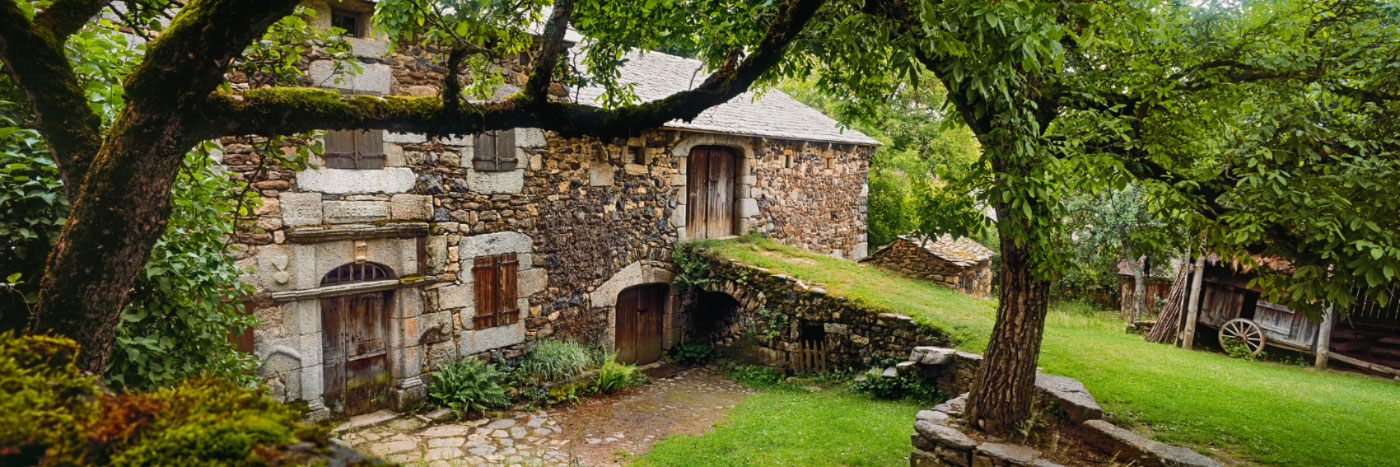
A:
688,253,950,372
902,347,1219,467
861,238,993,297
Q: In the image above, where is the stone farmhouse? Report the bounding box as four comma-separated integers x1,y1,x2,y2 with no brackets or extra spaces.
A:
861,235,995,297
229,1,879,418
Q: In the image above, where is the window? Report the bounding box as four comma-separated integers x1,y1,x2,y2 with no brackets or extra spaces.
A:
472,254,520,329
331,9,366,38
628,146,646,165
473,130,518,171
323,129,385,169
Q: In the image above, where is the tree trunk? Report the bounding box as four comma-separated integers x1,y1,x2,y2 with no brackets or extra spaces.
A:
1132,255,1146,322
28,109,193,374
965,214,1051,435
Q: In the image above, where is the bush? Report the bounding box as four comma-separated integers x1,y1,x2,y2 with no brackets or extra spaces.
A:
668,337,715,366
595,354,644,394
428,358,511,417
850,370,946,403
517,339,594,383
0,333,327,466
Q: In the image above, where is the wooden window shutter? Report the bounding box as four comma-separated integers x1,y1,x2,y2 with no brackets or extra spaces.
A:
472,254,519,329
324,130,385,169
472,130,517,172
498,254,519,325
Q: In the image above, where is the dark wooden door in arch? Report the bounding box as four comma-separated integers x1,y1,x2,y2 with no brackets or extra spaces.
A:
616,284,668,365
320,262,394,415
686,145,736,240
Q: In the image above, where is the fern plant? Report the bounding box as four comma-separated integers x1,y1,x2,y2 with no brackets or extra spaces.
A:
595,354,643,394
428,358,510,417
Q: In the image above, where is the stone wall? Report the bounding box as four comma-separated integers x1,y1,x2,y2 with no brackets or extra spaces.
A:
902,347,1219,467
862,239,993,296
226,7,875,417
685,252,949,371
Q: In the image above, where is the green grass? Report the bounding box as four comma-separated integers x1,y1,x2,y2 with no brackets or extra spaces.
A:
679,236,1400,466
637,388,923,466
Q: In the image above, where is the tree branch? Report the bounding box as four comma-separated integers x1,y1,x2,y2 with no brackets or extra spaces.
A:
0,0,104,198
32,0,110,39
203,0,827,141
523,0,574,102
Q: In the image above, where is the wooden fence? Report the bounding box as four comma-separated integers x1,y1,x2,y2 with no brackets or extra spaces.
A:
791,339,828,373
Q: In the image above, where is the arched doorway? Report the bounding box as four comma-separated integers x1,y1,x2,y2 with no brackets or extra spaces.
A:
686,145,737,239
321,262,395,415
616,283,669,365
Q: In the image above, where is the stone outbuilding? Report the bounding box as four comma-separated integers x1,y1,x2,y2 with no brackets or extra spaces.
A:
228,0,879,418
860,236,994,297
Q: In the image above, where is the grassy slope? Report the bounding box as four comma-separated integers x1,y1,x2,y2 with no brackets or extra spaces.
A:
678,237,1400,466
638,389,923,467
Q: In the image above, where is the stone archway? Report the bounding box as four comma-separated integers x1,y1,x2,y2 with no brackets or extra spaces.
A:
319,262,395,416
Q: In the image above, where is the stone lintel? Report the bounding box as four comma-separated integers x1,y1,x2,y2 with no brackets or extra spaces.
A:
286,222,429,244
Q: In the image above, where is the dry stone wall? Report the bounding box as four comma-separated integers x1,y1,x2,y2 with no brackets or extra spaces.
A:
686,252,950,371
862,238,993,296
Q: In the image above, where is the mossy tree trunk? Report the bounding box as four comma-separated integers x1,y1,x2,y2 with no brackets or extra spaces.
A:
0,0,826,373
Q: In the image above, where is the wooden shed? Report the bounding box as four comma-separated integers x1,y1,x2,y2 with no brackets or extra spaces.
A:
1168,254,1400,377
860,235,995,297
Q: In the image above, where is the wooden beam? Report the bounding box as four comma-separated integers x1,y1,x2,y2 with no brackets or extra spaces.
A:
1315,304,1334,369
1329,352,1400,378
1180,253,1207,350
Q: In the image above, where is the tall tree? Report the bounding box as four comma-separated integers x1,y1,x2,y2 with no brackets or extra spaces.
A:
0,0,828,373
807,0,1400,434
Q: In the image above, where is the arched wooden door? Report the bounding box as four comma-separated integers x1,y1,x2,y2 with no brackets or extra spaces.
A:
320,263,394,415
686,146,736,240
616,284,668,365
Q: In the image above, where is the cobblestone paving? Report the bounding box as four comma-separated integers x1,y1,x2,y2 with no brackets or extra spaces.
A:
335,368,754,466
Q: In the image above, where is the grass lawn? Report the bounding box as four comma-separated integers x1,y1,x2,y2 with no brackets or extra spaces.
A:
638,388,923,467
657,236,1400,466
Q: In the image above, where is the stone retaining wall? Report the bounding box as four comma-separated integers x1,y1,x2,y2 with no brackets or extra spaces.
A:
688,253,950,371
902,347,1219,467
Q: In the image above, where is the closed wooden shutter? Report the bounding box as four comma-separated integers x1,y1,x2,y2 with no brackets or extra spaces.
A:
324,130,385,169
472,253,520,328
473,130,517,171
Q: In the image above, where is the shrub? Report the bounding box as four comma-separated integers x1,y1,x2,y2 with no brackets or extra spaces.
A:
671,242,712,291
517,339,594,383
0,334,327,466
850,370,946,403
595,354,644,394
668,337,715,366
429,358,511,417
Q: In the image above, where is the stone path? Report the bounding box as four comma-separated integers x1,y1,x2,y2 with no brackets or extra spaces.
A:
337,367,756,466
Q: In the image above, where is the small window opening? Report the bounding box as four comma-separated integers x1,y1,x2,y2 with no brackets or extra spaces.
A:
473,130,518,172
784,153,793,169
323,129,386,169
628,146,646,165
331,9,366,38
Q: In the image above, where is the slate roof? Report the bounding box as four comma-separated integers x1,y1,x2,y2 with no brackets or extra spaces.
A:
901,235,995,266
570,49,881,146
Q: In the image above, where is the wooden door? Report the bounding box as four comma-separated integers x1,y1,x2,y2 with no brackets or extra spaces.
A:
321,291,392,415
616,284,667,365
686,146,736,240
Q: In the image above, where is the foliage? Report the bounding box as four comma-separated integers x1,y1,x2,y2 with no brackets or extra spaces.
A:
706,237,1400,465
720,363,786,389
753,307,788,342
428,357,511,417
0,333,98,465
105,143,261,391
0,106,62,326
671,242,712,292
1051,184,1184,300
516,339,594,383
0,334,326,466
667,337,715,366
594,354,644,394
850,370,946,404
1220,339,1258,362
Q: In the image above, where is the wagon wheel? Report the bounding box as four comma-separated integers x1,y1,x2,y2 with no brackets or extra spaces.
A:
1218,318,1266,357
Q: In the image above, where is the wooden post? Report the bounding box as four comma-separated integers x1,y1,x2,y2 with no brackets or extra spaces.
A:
1180,253,1207,350
1315,304,1334,369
